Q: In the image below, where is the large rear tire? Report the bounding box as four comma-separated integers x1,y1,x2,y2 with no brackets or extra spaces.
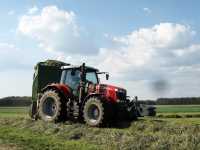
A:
83,97,106,127
38,90,64,122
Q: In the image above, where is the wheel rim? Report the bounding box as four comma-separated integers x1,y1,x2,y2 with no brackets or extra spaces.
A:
42,97,57,117
87,104,100,123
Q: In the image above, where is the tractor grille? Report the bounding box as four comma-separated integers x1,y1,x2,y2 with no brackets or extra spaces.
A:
116,89,126,101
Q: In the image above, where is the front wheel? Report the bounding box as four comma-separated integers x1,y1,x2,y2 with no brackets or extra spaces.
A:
83,97,106,127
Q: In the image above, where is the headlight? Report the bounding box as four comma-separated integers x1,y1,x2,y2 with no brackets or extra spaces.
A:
115,88,118,92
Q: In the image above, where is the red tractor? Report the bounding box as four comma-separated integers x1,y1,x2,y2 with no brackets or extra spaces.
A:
30,60,155,126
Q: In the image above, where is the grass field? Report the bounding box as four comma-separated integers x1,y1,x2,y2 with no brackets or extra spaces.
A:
156,105,200,118
0,106,200,150
0,107,28,118
156,105,200,113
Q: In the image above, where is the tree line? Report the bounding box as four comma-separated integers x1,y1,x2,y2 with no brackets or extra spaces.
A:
156,97,200,105
0,96,200,106
0,96,31,107
140,97,200,105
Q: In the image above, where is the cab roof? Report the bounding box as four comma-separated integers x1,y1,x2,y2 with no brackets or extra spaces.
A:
61,65,99,72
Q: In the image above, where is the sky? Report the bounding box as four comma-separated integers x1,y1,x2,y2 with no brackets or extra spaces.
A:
0,0,200,99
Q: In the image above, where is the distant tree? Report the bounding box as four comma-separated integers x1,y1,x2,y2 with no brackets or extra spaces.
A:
0,96,31,107
138,100,156,105
156,97,200,105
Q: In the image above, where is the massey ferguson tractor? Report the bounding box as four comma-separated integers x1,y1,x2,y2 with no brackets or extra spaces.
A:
30,60,156,127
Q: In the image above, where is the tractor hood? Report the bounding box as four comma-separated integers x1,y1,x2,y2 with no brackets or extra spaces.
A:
96,84,127,103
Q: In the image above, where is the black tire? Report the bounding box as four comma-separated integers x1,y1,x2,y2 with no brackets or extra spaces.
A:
128,108,138,120
148,108,156,116
38,90,64,122
83,97,106,127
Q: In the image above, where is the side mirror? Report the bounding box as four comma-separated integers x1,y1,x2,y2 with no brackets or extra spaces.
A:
106,74,109,80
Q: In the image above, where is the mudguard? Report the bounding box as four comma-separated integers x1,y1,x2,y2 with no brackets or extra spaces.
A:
42,83,72,98
81,93,103,110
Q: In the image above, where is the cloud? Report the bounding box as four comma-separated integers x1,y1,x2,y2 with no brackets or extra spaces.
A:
95,23,200,98
100,23,196,71
49,22,200,98
0,43,21,70
0,42,35,71
18,5,97,55
15,5,200,98
143,7,151,14
8,10,15,15
0,69,33,98
28,6,38,14
113,23,194,49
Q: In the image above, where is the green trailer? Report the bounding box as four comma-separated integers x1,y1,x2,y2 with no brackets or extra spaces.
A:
30,60,69,119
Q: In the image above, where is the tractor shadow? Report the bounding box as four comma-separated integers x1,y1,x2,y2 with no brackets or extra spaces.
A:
105,117,164,129
111,121,132,129
104,120,134,129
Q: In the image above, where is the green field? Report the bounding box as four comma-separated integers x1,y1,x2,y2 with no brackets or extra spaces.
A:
0,107,28,118
156,105,200,113
156,105,200,118
0,106,200,150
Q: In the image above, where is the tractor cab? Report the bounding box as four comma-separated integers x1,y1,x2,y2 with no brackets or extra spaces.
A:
60,66,99,90
60,65,99,94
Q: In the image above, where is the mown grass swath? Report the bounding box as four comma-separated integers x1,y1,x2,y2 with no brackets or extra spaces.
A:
0,106,200,149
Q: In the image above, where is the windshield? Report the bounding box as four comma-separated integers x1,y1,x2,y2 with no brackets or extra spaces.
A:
61,69,80,90
86,72,98,84
61,69,98,87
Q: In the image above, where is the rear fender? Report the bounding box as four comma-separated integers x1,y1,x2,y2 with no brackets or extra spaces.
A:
41,83,72,99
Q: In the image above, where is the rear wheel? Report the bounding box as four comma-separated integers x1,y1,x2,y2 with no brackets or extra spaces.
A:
83,97,106,127
38,90,64,122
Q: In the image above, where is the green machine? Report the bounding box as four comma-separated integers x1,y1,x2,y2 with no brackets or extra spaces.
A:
30,60,69,119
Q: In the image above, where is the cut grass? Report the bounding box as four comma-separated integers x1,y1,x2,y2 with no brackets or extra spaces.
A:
0,117,200,150
0,144,19,150
0,106,200,149
157,112,200,118
0,125,98,150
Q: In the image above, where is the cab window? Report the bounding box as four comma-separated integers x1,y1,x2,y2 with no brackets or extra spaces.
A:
86,72,98,84
61,69,80,90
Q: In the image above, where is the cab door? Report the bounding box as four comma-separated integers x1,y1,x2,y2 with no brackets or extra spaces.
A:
61,69,81,96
